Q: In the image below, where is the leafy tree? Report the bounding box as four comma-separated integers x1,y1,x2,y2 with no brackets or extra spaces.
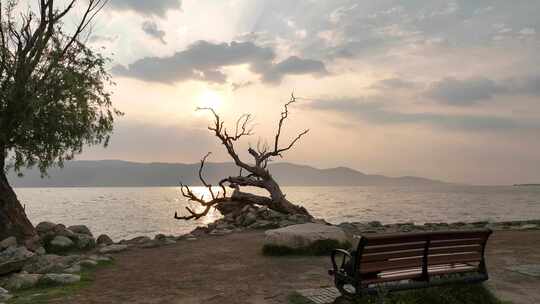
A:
0,0,121,241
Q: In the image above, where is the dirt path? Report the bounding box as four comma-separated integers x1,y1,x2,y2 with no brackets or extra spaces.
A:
53,230,540,304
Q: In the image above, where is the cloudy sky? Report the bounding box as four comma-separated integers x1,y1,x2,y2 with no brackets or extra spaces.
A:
64,0,540,185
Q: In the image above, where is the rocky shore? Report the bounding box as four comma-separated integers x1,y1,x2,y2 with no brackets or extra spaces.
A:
1,214,539,302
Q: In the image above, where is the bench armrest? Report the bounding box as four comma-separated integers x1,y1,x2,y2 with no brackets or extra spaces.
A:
330,249,352,273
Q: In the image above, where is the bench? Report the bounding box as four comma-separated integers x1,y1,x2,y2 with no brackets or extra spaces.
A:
328,229,492,297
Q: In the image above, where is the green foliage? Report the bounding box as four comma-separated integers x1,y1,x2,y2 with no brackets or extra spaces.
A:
289,284,510,304
0,0,121,175
262,239,352,256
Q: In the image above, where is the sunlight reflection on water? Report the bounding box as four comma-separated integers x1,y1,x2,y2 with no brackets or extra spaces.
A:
15,185,540,241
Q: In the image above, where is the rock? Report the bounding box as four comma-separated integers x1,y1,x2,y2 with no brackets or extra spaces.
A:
209,229,233,236
516,224,538,230
78,259,98,267
0,246,35,275
48,235,75,253
96,234,114,246
34,247,46,256
36,221,56,235
368,221,383,228
140,241,161,249
0,286,12,302
265,223,348,249
22,254,80,274
1,273,41,290
64,264,81,274
249,220,279,230
120,236,151,245
99,244,128,254
0,237,17,250
86,254,112,263
154,234,166,241
74,234,96,250
67,225,93,236
242,212,257,226
39,274,80,286
52,224,76,239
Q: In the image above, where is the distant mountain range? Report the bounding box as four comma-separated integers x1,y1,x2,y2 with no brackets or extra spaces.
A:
8,160,451,187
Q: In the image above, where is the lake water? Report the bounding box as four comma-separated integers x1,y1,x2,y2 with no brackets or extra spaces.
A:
14,185,540,241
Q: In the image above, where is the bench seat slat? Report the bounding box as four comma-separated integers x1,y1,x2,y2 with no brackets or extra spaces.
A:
362,264,478,285
363,242,426,254
362,244,482,262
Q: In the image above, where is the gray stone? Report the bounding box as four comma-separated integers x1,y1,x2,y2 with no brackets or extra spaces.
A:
368,221,383,227
22,254,79,274
0,287,12,302
120,236,151,245
154,234,166,241
35,221,56,235
34,247,46,255
243,212,257,226
74,234,96,250
67,225,93,236
0,246,35,275
39,274,81,286
265,223,348,249
99,244,128,254
96,234,114,246
49,235,74,252
78,259,98,267
64,264,81,274
1,273,42,290
515,224,538,230
86,254,112,263
0,237,17,251
249,220,278,230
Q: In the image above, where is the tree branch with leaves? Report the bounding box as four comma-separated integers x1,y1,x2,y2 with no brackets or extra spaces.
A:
0,0,121,241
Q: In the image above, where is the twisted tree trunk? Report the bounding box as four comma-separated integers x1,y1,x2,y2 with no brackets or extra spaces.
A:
0,151,36,242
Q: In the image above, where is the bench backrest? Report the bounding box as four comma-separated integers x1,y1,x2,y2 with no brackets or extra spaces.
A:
354,229,492,283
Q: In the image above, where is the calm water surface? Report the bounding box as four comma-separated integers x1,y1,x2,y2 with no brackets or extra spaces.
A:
14,186,540,240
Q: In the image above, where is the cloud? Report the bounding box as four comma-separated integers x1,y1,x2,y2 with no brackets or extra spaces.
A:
141,21,166,44
425,77,502,106
305,98,537,132
108,0,181,17
371,78,417,90
112,40,328,84
263,56,328,82
424,75,540,106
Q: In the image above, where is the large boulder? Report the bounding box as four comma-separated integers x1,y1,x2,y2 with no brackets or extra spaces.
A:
0,246,35,275
264,223,348,249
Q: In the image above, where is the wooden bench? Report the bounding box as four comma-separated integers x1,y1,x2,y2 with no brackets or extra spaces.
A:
328,229,492,297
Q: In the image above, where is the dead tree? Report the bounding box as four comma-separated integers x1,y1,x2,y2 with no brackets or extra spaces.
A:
175,94,311,220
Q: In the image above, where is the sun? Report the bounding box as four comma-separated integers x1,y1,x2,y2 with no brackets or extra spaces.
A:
197,90,224,110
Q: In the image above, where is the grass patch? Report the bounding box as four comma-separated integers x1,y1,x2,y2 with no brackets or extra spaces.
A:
289,284,511,304
262,239,352,256
7,260,114,304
